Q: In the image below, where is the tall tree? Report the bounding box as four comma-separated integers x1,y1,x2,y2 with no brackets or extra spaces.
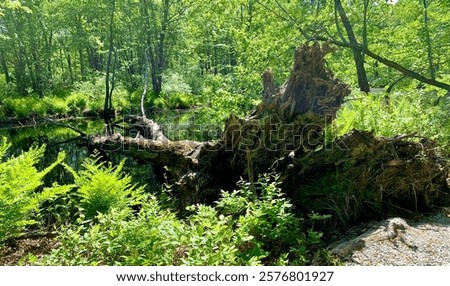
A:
104,0,117,132
334,0,370,92
139,0,189,95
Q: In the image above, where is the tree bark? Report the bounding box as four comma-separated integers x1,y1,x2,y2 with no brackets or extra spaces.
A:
0,51,11,83
422,0,435,80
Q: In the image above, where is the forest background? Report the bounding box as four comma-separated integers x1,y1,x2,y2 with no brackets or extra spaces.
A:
0,0,449,266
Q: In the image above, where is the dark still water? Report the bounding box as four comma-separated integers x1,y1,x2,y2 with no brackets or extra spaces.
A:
0,111,222,190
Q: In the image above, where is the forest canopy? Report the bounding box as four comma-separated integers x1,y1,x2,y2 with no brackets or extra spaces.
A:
1,0,450,100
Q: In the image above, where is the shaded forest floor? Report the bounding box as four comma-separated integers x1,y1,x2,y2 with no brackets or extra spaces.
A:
3,205,450,266
0,236,57,266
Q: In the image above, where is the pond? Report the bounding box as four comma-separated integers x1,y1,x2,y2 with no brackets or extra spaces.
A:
0,110,223,190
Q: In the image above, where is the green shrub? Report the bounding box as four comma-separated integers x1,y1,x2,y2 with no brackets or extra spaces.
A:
40,174,326,266
2,96,48,118
154,93,193,109
162,71,192,95
43,96,69,115
153,71,194,109
40,203,184,266
71,79,105,112
63,156,145,219
216,175,308,265
0,138,71,244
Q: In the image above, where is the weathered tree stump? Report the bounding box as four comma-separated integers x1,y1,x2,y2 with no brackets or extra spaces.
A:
89,42,450,226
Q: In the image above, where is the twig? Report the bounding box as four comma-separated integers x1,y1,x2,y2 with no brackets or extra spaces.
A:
387,133,427,141
45,118,87,137
48,137,81,148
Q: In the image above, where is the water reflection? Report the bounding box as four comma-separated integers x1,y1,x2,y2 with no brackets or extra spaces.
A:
0,111,222,190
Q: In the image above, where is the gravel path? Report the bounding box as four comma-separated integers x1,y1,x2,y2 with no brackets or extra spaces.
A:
330,208,450,266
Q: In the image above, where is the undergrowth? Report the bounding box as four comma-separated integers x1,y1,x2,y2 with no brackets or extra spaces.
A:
0,77,136,120
0,137,336,265
40,174,332,266
329,90,450,155
0,138,71,245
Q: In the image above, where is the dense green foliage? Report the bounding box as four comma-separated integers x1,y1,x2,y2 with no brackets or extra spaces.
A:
0,139,71,244
63,157,146,219
1,1,448,118
0,0,449,266
331,90,450,154
40,173,329,266
0,141,332,265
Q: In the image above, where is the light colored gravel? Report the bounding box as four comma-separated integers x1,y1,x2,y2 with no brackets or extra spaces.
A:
330,208,450,266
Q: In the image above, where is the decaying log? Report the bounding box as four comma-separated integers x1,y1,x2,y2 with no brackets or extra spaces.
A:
89,42,450,226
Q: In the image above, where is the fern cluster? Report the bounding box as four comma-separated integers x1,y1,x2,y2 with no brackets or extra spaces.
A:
329,91,450,154
0,138,71,244
64,157,145,220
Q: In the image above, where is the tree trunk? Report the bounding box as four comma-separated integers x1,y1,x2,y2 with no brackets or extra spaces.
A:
79,49,87,81
66,51,74,85
0,52,11,83
88,43,450,227
104,0,116,134
334,0,370,93
422,0,435,80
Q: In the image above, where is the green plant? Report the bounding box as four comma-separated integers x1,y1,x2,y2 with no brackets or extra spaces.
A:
63,156,146,219
40,173,328,266
329,90,450,154
40,200,185,266
154,93,193,109
0,138,71,244
66,93,88,115
216,174,306,265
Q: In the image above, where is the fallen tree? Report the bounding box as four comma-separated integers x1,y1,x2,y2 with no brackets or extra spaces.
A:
88,43,450,227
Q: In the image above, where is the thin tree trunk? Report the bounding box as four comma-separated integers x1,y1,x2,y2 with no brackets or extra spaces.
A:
155,0,169,95
66,51,74,84
104,0,116,133
0,52,11,83
140,0,160,95
334,0,370,93
422,0,435,80
79,49,86,81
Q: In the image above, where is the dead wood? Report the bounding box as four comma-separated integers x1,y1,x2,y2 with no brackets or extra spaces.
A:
88,42,450,226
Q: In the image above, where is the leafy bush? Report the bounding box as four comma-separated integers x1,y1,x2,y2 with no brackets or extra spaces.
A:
43,96,69,115
154,93,193,109
0,138,71,244
40,203,184,266
162,71,192,96
63,156,145,219
40,174,328,266
65,93,87,115
2,96,48,118
216,175,309,265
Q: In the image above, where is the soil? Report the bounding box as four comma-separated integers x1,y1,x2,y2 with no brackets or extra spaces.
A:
0,235,58,266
